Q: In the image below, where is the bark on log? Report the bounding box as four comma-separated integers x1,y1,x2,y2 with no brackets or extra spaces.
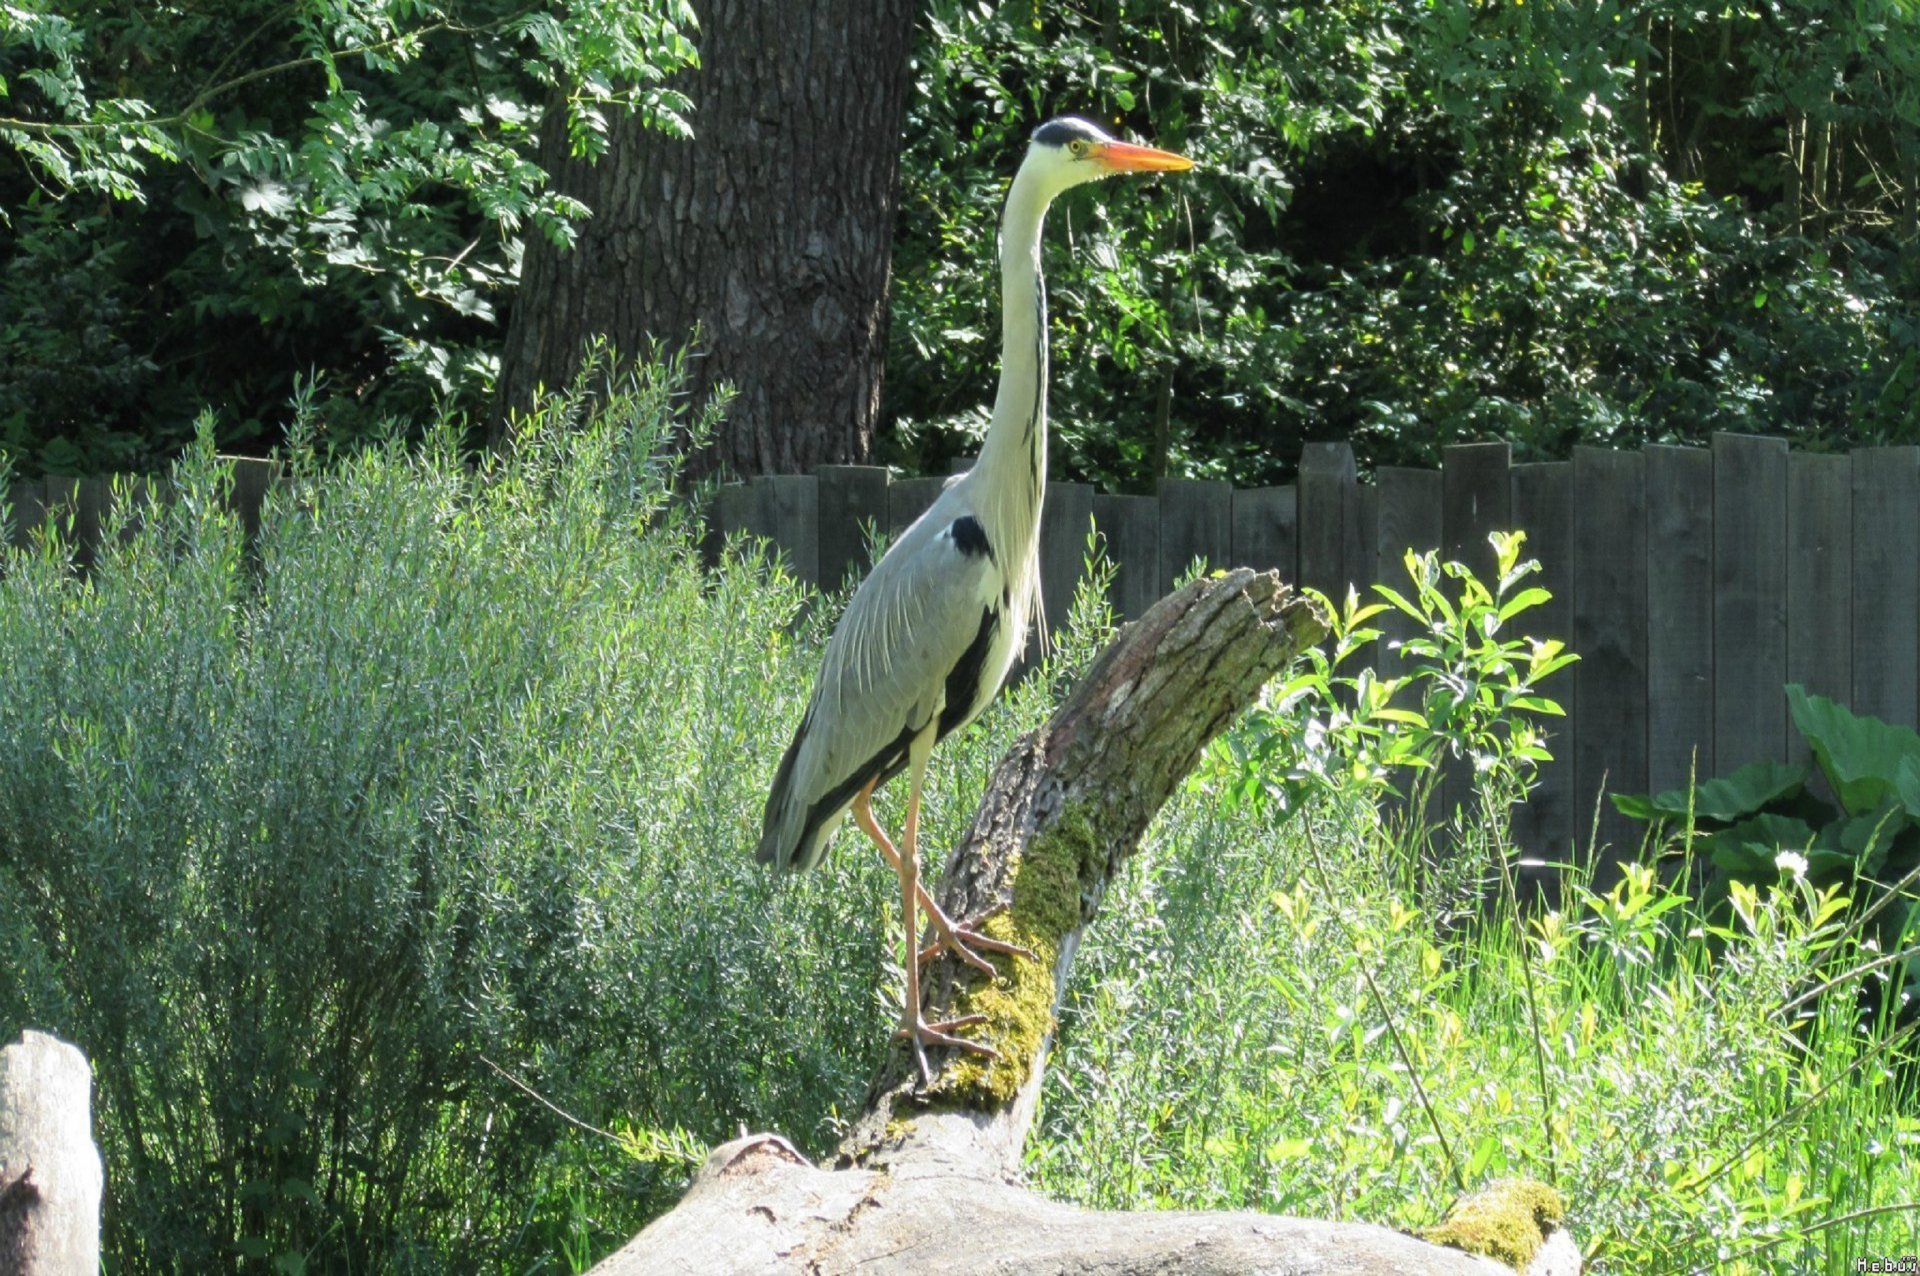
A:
594,570,1577,1274
0,1031,102,1276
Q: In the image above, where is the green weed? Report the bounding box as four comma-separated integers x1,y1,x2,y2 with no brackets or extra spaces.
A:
1029,540,1920,1272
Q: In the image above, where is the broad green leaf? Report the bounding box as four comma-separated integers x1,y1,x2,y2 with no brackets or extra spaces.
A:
1898,755,1920,819
1496,587,1551,620
1838,804,1909,875
1708,814,1819,880
1613,760,1809,825
1788,684,1920,815
1611,792,1657,821
1707,831,1780,878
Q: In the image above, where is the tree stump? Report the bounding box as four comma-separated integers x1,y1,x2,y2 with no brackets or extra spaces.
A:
594,569,1578,1274
0,1031,103,1276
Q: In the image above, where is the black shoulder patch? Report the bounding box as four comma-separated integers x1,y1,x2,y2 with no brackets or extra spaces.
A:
949,515,994,561
1032,116,1102,148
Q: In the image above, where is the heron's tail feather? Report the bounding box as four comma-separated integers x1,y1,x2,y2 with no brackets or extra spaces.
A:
758,703,847,872
757,719,810,870
758,700,917,873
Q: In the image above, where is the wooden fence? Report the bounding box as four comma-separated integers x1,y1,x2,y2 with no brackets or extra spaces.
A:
712,436,1920,870
8,434,1918,870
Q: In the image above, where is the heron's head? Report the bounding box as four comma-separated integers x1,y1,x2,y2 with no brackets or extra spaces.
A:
1021,116,1192,198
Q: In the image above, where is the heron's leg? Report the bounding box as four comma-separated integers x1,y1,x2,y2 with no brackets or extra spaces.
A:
852,789,1020,978
913,899,1037,973
890,735,999,1081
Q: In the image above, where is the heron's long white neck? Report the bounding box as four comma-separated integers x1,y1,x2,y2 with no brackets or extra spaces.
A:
971,165,1054,571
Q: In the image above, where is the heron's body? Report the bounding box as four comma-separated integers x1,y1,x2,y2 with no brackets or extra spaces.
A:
756,117,1190,1076
755,489,1035,873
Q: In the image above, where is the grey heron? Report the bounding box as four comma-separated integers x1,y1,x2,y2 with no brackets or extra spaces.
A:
758,117,1192,1078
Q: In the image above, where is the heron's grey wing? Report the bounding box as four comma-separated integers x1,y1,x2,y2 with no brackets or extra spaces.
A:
757,508,1005,870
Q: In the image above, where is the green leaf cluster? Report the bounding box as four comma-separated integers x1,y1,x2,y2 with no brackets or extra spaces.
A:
0,346,898,1271
889,0,1920,489
1613,683,1920,1002
0,0,697,472
1208,530,1575,918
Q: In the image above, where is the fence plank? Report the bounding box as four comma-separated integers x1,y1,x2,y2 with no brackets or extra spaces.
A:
1442,442,1512,586
1852,445,1920,730
1375,468,1443,571
736,475,821,590
1713,434,1790,772
6,479,46,549
1093,493,1160,621
1039,482,1095,637
77,478,111,568
771,476,823,590
229,457,276,546
1788,453,1853,761
1510,462,1576,884
1645,445,1714,798
1298,442,1355,602
1369,467,1441,857
887,476,947,541
1374,467,1441,681
1347,484,1379,596
1439,443,1510,848
1573,446,1647,881
715,482,756,548
1230,485,1296,581
1157,478,1232,596
816,465,888,594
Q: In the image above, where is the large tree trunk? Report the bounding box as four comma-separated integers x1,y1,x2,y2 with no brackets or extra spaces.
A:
590,570,1580,1275
495,0,915,477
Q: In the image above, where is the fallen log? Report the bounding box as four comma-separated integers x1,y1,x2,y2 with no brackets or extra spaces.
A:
1,1031,103,1276
596,568,1577,1275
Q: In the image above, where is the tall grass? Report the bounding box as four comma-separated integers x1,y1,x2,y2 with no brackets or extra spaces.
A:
1029,549,1920,1273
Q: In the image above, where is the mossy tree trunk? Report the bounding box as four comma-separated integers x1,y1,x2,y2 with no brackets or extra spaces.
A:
590,570,1576,1275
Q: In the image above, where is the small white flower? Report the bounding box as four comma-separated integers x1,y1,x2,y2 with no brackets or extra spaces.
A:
1774,849,1808,881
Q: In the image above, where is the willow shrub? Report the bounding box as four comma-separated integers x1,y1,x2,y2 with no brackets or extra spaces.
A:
0,351,911,1272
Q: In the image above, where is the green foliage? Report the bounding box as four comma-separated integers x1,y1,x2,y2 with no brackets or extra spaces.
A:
1031,558,1919,1271
4,380,1917,1272
1213,532,1574,919
1612,684,1920,1008
0,343,1114,1271
0,1,697,472
0,348,864,1271
889,0,1920,488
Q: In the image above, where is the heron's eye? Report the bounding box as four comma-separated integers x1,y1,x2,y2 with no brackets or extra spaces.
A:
1068,139,1088,158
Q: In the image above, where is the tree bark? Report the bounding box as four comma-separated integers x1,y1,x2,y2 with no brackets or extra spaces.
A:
590,571,1579,1275
494,0,915,478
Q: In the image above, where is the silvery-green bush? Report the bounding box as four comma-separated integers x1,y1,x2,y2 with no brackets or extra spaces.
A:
0,351,900,1272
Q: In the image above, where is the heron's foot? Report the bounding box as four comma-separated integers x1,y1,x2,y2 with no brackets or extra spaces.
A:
896,1013,997,1083
916,899,1038,977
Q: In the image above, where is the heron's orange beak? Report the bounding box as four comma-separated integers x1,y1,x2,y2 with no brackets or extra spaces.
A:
1094,140,1194,173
